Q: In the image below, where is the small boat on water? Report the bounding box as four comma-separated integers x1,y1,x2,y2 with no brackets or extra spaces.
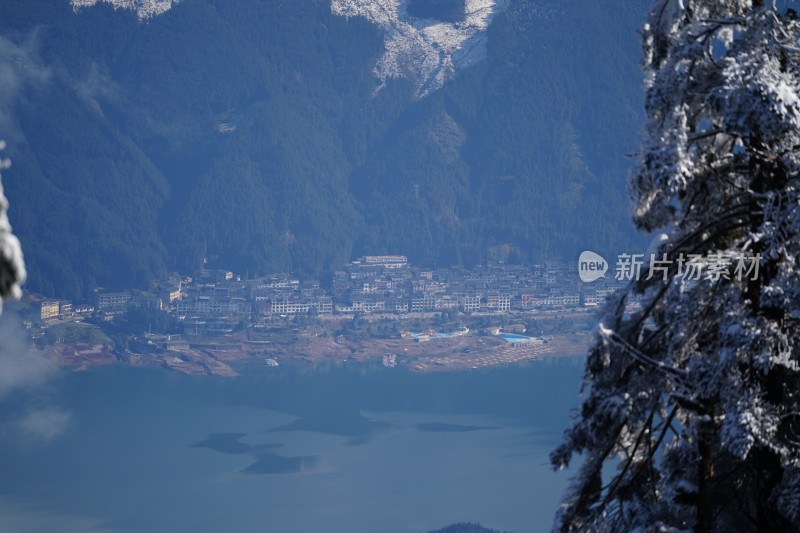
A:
265,358,279,367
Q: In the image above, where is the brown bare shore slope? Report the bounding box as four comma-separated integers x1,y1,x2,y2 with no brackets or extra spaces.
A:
50,330,592,377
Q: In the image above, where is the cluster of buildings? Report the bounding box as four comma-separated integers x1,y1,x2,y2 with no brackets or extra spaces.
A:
39,255,624,325
329,256,620,315
39,299,94,321
38,280,181,322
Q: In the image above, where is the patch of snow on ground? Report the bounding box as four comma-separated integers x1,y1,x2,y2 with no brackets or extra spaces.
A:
71,0,178,20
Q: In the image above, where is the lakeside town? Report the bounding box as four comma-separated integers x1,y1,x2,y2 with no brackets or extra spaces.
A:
23,255,636,375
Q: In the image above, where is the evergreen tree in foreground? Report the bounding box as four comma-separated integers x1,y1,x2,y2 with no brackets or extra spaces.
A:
552,1,800,531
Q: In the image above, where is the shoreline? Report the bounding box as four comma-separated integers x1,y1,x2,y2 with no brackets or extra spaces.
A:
48,330,594,377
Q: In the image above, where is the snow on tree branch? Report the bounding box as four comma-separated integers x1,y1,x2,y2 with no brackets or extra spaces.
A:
553,1,800,531
0,141,25,313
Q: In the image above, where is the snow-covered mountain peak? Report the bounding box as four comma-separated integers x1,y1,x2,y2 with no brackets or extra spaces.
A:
332,0,508,98
70,0,178,20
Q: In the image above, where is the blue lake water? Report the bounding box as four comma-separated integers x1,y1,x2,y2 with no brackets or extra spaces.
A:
0,356,585,532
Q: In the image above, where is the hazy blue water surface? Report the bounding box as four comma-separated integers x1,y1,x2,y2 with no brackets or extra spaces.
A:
0,357,584,533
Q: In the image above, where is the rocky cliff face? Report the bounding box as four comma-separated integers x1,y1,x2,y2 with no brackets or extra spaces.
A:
331,0,508,98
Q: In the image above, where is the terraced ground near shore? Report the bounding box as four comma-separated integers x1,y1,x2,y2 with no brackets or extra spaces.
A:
52,328,592,376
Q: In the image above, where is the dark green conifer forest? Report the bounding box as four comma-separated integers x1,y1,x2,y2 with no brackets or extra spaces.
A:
0,0,646,299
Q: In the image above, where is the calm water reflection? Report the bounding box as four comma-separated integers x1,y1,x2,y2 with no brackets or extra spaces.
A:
0,356,585,532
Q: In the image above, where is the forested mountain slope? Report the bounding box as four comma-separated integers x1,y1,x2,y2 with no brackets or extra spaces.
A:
0,0,645,299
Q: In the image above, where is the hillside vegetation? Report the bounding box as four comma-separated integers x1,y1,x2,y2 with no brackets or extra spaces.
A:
0,0,645,299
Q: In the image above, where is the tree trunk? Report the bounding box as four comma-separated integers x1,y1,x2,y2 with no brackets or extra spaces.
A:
696,419,716,533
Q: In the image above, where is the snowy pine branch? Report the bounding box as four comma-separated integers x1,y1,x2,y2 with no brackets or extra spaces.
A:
553,1,800,531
